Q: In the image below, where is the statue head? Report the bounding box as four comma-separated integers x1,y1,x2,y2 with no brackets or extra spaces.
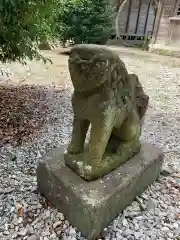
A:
68,44,120,92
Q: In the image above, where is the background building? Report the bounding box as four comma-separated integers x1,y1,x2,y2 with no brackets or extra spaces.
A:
112,0,158,46
112,0,180,56
151,0,180,51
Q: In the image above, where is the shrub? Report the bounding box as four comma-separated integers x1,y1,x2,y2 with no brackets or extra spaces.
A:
57,0,116,46
0,0,59,63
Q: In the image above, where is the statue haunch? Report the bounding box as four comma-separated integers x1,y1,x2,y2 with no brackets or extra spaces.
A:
64,44,149,181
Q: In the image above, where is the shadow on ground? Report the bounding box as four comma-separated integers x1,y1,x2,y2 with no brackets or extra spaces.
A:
0,83,51,146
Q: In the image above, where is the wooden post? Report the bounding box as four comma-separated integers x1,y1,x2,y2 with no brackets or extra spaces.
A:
135,0,142,34
151,0,164,44
125,0,132,33
167,0,179,45
115,0,129,38
144,0,152,35
168,21,175,45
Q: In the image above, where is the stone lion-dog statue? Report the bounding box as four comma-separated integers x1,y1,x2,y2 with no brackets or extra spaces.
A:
64,44,149,181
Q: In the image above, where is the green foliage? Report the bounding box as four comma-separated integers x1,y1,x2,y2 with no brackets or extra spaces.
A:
57,0,116,46
0,0,60,63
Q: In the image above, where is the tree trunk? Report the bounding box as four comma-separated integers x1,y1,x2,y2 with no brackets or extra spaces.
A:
115,0,130,46
115,0,129,39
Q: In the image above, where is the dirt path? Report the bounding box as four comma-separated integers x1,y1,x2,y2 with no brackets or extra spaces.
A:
0,49,70,87
1,46,180,87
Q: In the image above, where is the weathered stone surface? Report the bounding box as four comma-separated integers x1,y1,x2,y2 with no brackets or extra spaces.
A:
37,143,164,240
65,138,141,181
65,44,149,180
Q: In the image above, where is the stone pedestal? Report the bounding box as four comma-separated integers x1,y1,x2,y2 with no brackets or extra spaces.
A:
37,143,164,240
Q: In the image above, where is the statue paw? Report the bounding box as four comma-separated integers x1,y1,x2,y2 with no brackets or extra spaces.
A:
85,156,101,169
67,144,82,154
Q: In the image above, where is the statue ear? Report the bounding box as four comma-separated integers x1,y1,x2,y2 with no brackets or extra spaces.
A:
136,94,149,119
69,53,81,63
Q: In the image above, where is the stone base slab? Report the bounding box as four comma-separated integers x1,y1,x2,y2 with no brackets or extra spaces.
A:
37,143,164,240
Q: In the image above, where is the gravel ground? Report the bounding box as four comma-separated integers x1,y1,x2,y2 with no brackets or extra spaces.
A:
0,48,180,240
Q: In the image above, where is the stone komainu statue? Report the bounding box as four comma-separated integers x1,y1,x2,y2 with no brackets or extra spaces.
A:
64,44,149,181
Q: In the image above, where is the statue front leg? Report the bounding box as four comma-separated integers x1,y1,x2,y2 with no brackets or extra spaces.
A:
86,114,115,167
68,117,90,154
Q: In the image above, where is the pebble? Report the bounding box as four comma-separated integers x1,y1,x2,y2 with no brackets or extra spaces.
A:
18,217,23,224
3,231,10,235
0,188,4,194
57,212,65,221
123,229,134,237
161,226,170,233
41,230,50,237
173,222,179,229
134,222,140,231
161,166,175,176
69,228,76,237
63,224,68,230
122,218,128,227
167,232,174,238
134,231,142,239
68,237,76,240
27,225,34,234
43,237,49,240
45,210,51,218
18,228,28,236
61,235,68,240
5,188,14,194
53,220,62,229
27,236,40,240
135,216,145,221
50,233,57,238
